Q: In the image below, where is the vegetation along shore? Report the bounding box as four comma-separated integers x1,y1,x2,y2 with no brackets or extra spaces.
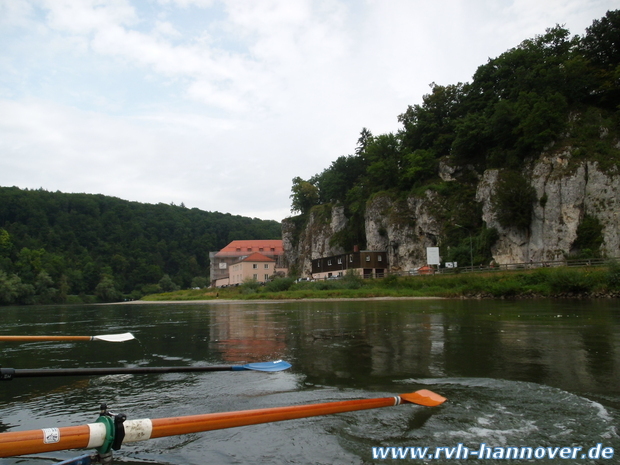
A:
140,262,620,302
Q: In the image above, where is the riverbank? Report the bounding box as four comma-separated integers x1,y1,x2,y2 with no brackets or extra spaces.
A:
138,264,620,302
120,296,445,304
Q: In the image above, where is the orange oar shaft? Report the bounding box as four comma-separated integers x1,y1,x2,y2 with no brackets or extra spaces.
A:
149,395,399,438
0,336,92,342
0,391,446,458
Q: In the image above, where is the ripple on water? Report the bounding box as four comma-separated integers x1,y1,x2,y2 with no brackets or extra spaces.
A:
332,378,620,464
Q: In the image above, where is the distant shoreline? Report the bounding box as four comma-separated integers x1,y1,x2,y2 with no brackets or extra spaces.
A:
117,296,445,305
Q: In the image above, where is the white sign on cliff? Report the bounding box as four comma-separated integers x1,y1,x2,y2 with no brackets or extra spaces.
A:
426,247,441,265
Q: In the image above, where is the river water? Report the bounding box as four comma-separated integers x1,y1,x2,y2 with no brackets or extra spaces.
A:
1,299,619,464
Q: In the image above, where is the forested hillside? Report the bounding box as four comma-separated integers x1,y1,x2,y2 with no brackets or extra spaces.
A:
0,187,281,304
288,11,620,268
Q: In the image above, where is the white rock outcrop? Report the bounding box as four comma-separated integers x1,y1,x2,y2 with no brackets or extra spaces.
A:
283,157,620,273
477,157,620,264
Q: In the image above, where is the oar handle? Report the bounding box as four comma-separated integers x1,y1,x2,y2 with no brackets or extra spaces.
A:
0,425,93,457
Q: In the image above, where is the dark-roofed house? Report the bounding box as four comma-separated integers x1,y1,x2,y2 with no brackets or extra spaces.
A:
311,250,388,280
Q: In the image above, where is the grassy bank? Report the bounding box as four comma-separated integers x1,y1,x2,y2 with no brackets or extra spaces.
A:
141,263,620,301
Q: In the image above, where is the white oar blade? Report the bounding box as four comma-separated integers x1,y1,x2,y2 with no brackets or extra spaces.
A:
92,332,135,342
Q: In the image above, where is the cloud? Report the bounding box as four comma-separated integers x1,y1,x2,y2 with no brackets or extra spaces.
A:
1,0,618,222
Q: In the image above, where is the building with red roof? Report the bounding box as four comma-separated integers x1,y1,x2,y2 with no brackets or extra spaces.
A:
210,240,286,287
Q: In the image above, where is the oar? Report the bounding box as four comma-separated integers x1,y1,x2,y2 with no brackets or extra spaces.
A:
0,360,292,380
0,390,446,457
0,333,135,343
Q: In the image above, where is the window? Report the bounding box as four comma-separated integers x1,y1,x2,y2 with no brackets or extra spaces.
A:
253,264,258,269
259,248,264,251
328,260,332,266
247,248,252,252
253,274,258,280
350,255,354,262
366,255,371,262
264,264,269,269
264,274,269,280
337,258,342,264
378,255,383,262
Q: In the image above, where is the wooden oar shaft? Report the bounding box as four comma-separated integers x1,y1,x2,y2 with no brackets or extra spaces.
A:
0,336,92,342
0,395,413,457
149,396,399,438
0,333,134,343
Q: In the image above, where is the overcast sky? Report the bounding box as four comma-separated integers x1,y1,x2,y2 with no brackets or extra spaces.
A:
0,1,616,222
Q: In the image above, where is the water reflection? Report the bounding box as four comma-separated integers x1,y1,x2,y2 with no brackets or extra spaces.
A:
1,299,619,464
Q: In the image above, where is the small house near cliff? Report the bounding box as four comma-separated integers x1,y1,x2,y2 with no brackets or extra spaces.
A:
311,250,388,280
228,252,276,286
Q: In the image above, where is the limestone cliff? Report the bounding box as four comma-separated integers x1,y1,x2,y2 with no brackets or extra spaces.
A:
283,205,348,277
283,156,620,275
477,155,620,264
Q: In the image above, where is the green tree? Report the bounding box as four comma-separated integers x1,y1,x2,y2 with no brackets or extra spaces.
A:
95,275,121,302
35,270,58,304
0,228,12,257
492,171,537,231
290,177,319,215
158,274,180,292
580,10,620,70
579,9,620,107
400,149,438,188
191,276,207,288
0,271,34,305
571,215,604,257
398,82,466,156
311,155,366,204
362,133,402,192
355,127,373,155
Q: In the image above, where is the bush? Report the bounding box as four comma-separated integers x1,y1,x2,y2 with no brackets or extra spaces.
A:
571,215,603,258
606,260,620,289
547,268,595,294
240,278,261,294
264,277,296,292
381,274,400,287
341,271,364,289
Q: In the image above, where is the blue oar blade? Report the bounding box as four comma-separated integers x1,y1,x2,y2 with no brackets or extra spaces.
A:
55,454,93,465
239,360,292,372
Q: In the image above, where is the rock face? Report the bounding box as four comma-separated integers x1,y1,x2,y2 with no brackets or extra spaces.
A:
477,156,620,263
282,157,620,275
364,194,442,273
283,205,348,277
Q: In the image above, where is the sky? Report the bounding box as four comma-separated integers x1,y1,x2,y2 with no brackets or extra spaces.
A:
0,1,617,222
